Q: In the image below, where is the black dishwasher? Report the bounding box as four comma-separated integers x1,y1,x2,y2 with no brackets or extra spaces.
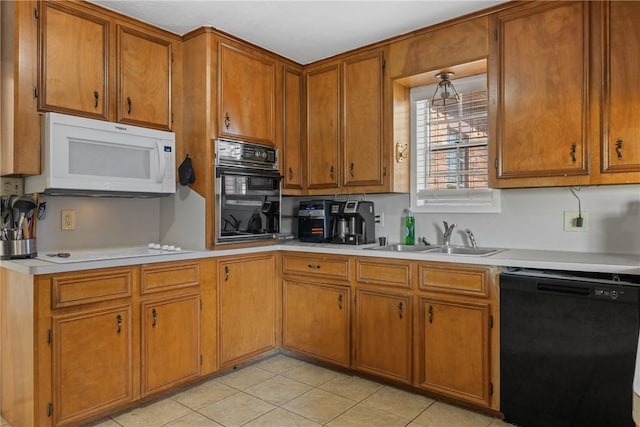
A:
500,268,640,427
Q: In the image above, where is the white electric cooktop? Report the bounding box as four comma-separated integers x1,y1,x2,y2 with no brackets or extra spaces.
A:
37,244,188,264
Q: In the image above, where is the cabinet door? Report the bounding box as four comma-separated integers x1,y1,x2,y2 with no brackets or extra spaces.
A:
117,25,172,130
283,280,350,367
39,1,109,119
493,2,589,182
601,1,640,175
306,63,341,190
354,288,411,383
219,254,276,367
283,65,304,193
343,50,384,188
219,43,276,145
52,305,133,425
142,294,200,396
418,298,491,407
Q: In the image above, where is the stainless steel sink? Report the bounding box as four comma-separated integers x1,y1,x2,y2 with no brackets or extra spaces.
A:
368,244,435,252
423,246,503,256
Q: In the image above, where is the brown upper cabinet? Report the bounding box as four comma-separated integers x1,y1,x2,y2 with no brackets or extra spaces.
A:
1,0,180,176
490,1,591,187
39,1,176,130
117,25,172,130
39,1,110,120
596,1,640,182
490,0,640,187
305,61,342,191
282,65,305,194
305,47,387,195
218,41,277,145
1,0,40,176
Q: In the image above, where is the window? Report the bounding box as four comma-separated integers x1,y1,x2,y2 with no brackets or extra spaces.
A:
410,73,500,213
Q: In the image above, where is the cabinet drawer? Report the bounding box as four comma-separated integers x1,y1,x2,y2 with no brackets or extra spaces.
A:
418,262,490,297
282,253,351,281
356,258,412,289
52,268,134,309
141,261,200,294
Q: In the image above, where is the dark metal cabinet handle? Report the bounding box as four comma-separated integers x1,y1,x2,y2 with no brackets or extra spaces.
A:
288,167,293,181
616,138,623,160
127,97,132,114
337,294,343,310
570,143,577,164
225,265,230,281
330,166,335,179
350,162,355,178
307,264,320,269
94,91,99,109
398,302,404,319
224,113,231,130
152,308,157,328
428,305,433,323
116,314,122,334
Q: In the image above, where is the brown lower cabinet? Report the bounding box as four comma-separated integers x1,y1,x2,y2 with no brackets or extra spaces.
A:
0,261,203,427
283,280,351,367
354,287,412,383
52,304,135,426
1,252,499,427
141,294,200,396
417,298,491,407
218,253,276,368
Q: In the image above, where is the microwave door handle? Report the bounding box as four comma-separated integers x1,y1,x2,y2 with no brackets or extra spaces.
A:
155,140,166,183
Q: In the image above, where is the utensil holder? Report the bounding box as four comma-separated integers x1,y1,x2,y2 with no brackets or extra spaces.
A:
0,240,10,260
10,238,37,259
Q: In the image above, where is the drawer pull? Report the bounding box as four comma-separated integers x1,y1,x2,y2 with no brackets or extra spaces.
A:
428,305,433,323
616,138,623,160
307,264,321,269
225,265,230,281
94,91,99,109
224,112,231,130
337,294,343,310
350,162,355,177
289,167,293,181
127,96,132,114
398,302,404,319
152,308,158,328
570,143,577,164
116,314,122,334
330,165,335,180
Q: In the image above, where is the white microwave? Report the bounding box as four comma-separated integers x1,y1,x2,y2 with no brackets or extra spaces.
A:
26,113,176,197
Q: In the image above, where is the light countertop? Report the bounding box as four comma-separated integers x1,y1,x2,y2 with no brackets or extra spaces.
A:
1,241,638,276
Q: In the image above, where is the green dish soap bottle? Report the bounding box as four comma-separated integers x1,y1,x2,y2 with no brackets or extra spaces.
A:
403,208,415,245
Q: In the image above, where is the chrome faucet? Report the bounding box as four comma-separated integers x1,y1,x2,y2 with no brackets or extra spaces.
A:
465,229,477,248
442,221,456,246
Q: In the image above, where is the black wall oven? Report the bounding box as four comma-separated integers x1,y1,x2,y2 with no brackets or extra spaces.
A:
215,139,281,245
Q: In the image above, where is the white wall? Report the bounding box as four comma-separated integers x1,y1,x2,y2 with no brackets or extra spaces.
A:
284,184,640,255
33,184,640,255
37,195,162,252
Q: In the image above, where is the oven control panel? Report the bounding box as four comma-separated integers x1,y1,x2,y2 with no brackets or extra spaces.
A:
215,138,278,170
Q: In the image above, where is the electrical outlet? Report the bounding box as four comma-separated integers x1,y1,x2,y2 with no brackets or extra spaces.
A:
0,177,24,196
375,211,385,227
563,210,588,232
61,210,76,230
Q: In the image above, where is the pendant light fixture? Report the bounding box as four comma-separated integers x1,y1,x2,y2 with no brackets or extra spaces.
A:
431,71,460,107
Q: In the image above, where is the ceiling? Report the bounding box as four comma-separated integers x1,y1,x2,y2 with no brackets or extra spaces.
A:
89,1,507,64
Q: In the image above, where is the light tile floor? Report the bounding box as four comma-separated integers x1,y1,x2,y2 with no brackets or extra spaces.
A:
0,354,515,427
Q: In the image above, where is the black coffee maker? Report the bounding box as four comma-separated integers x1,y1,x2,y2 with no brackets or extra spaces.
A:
330,200,375,245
